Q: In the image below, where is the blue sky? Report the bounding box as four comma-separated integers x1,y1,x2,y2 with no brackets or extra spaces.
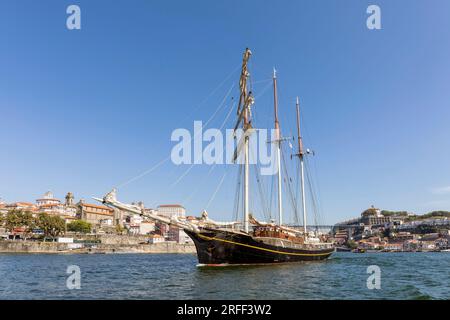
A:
1,0,450,224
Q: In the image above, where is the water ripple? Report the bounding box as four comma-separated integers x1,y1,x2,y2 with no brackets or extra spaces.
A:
0,252,449,299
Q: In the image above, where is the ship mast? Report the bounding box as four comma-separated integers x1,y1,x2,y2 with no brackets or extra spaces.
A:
296,97,307,235
244,112,250,233
233,48,254,233
272,69,283,226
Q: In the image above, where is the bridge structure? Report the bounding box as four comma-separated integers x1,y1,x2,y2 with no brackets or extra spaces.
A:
287,223,364,234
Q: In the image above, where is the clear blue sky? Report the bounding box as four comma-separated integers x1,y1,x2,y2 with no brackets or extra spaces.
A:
1,0,450,224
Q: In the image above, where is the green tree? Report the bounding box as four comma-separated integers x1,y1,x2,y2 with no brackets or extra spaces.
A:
361,208,378,217
67,220,91,233
382,228,391,238
424,211,450,219
37,213,65,240
345,240,358,249
381,210,408,217
416,224,438,234
5,210,22,232
407,216,417,222
115,224,125,235
5,210,36,239
20,211,36,240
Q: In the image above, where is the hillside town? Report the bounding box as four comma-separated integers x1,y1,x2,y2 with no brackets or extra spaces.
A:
332,206,450,252
0,191,194,248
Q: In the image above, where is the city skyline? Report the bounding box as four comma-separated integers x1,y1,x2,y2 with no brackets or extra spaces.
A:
2,1,450,224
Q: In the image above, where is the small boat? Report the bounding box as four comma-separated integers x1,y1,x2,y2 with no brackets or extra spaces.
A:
336,246,352,252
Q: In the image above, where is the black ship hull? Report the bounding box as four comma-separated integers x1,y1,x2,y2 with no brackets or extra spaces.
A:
185,229,334,265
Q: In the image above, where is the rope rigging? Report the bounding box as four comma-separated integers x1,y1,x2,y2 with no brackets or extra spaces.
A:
232,164,243,222
281,147,300,225
205,169,229,210
180,65,241,124
304,157,324,229
110,49,326,233
116,72,237,190
169,94,236,189
268,170,274,221
182,163,217,205
250,147,271,221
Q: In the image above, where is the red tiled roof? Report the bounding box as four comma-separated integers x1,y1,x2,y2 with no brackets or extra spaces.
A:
81,203,113,215
81,203,113,210
158,204,185,208
7,202,35,207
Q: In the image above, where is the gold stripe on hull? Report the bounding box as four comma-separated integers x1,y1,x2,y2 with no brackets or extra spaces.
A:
197,233,333,257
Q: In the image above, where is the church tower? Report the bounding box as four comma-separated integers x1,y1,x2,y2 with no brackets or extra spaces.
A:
65,192,74,206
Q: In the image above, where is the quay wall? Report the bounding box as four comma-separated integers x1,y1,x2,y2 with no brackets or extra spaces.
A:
97,234,151,245
98,242,196,253
0,241,70,253
0,240,196,254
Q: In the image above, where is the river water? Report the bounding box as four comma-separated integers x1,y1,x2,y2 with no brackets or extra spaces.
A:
0,252,448,299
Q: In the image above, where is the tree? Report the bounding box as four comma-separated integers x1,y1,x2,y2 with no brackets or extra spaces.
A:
5,210,36,239
416,224,438,234
345,240,358,250
361,207,378,217
37,213,65,240
5,210,22,232
115,224,125,235
382,227,391,238
424,211,450,219
20,211,36,240
4,210,37,240
381,210,408,217
405,215,418,222
67,220,91,233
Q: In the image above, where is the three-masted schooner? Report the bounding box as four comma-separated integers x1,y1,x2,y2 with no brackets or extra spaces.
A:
95,48,334,265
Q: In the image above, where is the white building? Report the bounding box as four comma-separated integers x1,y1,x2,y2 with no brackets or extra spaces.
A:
36,191,60,206
148,234,165,244
139,221,155,235
36,192,78,222
99,218,113,226
156,205,190,243
157,204,186,218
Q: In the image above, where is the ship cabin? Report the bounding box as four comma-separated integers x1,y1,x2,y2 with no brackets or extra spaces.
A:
253,226,305,244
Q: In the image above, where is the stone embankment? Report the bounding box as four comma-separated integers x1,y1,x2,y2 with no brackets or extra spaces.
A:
0,241,72,253
0,235,196,254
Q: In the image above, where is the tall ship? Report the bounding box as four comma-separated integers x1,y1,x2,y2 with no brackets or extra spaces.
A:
95,48,334,265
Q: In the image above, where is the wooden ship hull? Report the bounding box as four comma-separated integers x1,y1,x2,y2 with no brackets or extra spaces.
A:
185,229,334,265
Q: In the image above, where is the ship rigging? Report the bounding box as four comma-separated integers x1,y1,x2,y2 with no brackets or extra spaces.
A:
95,48,334,265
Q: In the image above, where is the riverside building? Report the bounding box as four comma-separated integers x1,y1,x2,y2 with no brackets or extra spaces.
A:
77,200,114,228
